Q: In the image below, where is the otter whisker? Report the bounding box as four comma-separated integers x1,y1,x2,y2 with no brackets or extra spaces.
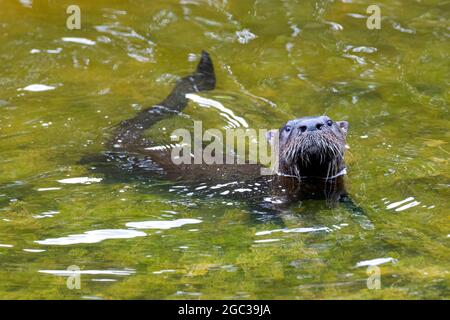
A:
277,118,347,180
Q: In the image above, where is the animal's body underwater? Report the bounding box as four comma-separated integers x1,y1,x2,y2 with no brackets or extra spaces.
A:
85,51,365,216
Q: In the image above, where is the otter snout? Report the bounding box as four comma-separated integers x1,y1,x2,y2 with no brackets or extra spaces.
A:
295,117,330,133
277,115,349,178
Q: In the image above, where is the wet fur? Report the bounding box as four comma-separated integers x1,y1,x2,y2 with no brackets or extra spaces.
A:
279,122,347,179
82,51,365,217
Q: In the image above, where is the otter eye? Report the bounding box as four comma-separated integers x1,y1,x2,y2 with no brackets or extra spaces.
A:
327,120,333,126
284,126,291,132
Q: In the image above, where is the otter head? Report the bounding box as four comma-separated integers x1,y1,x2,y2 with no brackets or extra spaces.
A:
267,115,349,179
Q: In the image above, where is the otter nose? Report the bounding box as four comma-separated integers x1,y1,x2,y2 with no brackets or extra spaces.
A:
298,119,325,132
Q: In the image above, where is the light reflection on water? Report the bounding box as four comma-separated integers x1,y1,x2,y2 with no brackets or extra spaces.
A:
35,229,147,246
39,269,136,276
126,218,203,230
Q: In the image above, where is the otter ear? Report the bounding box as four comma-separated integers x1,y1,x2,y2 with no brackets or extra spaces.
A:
265,129,279,146
336,121,349,137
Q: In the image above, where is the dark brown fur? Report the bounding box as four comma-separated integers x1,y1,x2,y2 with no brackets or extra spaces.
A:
85,52,360,210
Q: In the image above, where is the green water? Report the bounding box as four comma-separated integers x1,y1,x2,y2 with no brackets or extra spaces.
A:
0,0,449,299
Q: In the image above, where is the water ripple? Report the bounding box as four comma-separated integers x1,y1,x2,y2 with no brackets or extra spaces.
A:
61,37,96,46
355,257,398,268
35,229,146,246
39,269,135,276
186,94,248,128
126,218,202,230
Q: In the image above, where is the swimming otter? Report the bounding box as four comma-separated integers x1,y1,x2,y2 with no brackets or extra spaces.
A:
90,51,361,212
274,115,348,180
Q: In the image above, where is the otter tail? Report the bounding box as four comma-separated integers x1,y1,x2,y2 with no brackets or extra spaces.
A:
111,51,215,149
